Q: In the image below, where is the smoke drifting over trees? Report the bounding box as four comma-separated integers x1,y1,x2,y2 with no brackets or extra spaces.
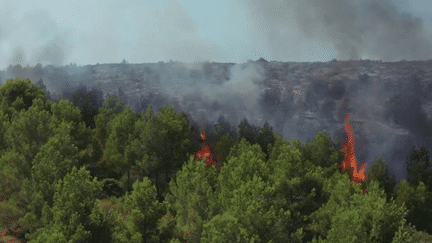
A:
1,58,431,188
1,0,432,186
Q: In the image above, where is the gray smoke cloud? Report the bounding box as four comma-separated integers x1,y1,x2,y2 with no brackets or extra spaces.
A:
2,0,431,71
240,0,432,62
0,0,219,70
0,5,74,68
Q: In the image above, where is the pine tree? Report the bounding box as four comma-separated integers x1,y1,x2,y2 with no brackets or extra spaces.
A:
364,157,397,203
255,121,276,161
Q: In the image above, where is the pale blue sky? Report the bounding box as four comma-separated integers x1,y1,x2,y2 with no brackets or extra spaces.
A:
0,0,431,70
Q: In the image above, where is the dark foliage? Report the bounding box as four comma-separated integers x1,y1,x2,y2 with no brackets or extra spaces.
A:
238,118,261,145
101,178,125,199
406,146,431,188
56,83,104,129
132,91,171,114
255,121,276,160
213,114,238,141
116,87,128,105
365,157,397,203
404,145,432,234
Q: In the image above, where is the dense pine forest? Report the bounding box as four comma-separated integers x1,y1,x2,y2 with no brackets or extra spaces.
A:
1,78,432,243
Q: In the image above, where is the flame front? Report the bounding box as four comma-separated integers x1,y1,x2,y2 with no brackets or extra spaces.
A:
340,115,368,190
194,116,367,192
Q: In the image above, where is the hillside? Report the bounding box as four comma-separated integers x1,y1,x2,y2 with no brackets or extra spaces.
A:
2,58,430,184
0,76,431,242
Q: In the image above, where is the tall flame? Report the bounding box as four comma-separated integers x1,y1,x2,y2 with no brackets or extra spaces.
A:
195,131,217,167
193,115,368,192
340,115,368,192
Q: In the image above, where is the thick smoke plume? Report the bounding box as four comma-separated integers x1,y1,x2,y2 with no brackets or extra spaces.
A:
240,0,432,62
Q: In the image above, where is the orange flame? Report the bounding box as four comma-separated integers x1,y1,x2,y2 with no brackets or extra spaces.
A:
340,115,368,192
194,131,217,167
193,115,368,193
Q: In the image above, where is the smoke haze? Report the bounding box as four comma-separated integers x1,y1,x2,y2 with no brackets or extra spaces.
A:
240,0,432,62
1,0,432,185
1,0,432,70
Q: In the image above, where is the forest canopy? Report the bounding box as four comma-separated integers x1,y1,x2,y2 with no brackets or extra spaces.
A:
0,78,432,243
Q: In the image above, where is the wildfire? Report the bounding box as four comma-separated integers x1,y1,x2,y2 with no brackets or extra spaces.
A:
192,115,368,193
194,131,217,167
340,114,368,192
